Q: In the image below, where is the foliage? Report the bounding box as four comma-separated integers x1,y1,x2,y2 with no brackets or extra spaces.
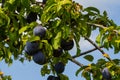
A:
0,0,120,80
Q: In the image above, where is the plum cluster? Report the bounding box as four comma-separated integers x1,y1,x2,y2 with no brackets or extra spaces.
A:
24,24,74,79
24,25,47,65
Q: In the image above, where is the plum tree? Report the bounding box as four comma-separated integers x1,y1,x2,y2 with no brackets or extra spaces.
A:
1,0,120,80
24,41,39,56
26,12,37,23
33,25,46,38
54,62,65,74
61,39,74,50
102,68,112,80
53,48,63,57
33,51,46,65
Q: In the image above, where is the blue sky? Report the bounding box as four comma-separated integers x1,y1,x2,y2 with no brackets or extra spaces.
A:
0,0,120,80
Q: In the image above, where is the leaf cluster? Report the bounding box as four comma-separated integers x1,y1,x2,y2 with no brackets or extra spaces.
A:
0,0,120,80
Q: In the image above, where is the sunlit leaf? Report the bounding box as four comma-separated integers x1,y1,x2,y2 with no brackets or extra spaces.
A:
84,7,100,14
19,26,28,34
53,31,62,49
28,36,40,42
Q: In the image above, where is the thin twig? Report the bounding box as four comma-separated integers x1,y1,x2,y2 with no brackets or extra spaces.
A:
84,36,105,54
72,45,104,58
87,22,120,34
87,22,106,29
84,36,111,61
69,58,83,67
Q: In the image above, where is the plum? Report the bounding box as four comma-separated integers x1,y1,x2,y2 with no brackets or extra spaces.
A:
102,68,112,80
33,25,46,38
43,0,47,4
26,12,37,23
24,41,39,56
54,62,65,74
47,75,60,80
47,75,55,80
53,48,63,57
55,77,61,80
33,51,46,65
61,39,74,50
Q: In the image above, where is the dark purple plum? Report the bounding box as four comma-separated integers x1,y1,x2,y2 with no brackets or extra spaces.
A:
33,51,46,65
33,25,46,38
102,68,112,80
61,39,74,50
24,41,39,56
54,62,65,74
26,12,37,23
47,75,60,80
47,75,55,80
53,48,63,57
55,77,61,80
43,0,47,4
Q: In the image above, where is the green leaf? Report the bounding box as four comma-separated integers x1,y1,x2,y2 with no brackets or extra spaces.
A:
103,11,108,17
62,25,70,39
75,67,84,76
96,33,102,46
56,0,72,12
19,26,28,34
53,31,62,49
59,74,69,80
41,64,50,76
28,36,40,42
41,11,55,24
84,55,94,62
19,58,24,63
84,7,100,14
82,70,91,80
21,0,30,9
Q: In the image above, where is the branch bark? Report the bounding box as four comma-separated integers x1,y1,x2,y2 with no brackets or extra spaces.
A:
84,36,105,54
68,58,83,67
87,22,120,35
72,45,104,58
84,36,111,61
69,23,116,67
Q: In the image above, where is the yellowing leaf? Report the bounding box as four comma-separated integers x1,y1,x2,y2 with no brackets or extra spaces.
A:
103,53,110,58
88,64,91,67
0,71,4,75
115,40,120,43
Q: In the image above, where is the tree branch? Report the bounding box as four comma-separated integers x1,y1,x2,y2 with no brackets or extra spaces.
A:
68,58,83,67
84,36,111,61
87,22,120,35
84,36,105,54
72,45,104,58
